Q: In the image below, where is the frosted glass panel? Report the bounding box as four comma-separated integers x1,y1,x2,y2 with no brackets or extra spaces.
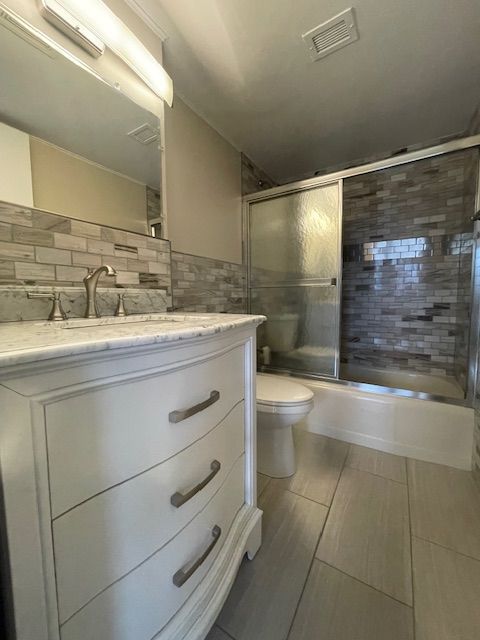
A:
250,184,339,283
251,286,338,377
248,181,341,378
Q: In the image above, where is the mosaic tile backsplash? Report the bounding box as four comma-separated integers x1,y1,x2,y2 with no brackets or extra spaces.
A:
171,251,245,313
0,201,172,321
341,149,477,385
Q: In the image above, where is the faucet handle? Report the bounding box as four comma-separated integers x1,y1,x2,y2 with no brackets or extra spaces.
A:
28,291,67,321
114,292,127,317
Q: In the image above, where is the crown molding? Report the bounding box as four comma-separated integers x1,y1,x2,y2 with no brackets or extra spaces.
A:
123,0,169,42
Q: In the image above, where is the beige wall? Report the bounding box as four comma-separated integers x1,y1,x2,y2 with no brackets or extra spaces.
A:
165,97,242,264
30,139,148,234
4,1,244,259
0,122,33,207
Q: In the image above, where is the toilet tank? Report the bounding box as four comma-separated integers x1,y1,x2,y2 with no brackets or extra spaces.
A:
265,313,299,352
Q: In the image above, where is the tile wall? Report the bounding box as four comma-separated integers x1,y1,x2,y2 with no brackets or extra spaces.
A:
341,149,477,383
0,201,172,321
146,186,161,222
171,251,245,313
473,248,480,475
470,104,480,475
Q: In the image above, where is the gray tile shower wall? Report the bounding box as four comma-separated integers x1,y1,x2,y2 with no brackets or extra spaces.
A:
341,150,477,383
0,201,172,321
171,251,245,313
454,151,478,388
146,186,161,224
473,185,480,477
474,333,480,478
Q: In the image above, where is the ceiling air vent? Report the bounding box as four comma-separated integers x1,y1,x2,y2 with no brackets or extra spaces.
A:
127,123,160,145
302,8,358,61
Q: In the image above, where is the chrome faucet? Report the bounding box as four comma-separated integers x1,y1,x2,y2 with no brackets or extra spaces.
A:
83,265,117,318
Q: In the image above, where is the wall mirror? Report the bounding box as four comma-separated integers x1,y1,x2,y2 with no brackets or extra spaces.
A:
0,13,162,235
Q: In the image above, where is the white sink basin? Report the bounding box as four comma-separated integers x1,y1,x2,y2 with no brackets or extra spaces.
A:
46,314,211,329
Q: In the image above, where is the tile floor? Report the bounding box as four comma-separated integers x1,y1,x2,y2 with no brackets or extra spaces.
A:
207,429,480,640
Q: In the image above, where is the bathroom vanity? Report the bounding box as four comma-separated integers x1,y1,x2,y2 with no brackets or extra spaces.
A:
0,313,264,640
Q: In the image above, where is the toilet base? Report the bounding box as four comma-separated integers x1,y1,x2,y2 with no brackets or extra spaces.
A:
257,423,296,478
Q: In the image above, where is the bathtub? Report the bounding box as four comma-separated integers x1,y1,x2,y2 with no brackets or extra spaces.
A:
340,363,465,399
296,377,474,470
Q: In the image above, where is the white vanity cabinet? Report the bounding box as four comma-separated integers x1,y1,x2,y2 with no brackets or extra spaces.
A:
0,319,263,640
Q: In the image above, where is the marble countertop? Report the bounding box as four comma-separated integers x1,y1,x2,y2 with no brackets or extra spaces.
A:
0,313,265,369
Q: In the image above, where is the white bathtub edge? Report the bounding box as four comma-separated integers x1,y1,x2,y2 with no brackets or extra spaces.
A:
298,421,473,470
299,379,474,471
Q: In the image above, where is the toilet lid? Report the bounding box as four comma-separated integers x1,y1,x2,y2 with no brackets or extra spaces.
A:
256,374,314,407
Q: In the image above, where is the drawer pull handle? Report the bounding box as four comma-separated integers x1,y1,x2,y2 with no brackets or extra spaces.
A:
172,525,221,588
170,460,221,508
169,390,220,423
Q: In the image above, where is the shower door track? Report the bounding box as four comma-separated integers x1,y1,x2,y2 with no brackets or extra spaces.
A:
242,134,480,205
258,365,471,408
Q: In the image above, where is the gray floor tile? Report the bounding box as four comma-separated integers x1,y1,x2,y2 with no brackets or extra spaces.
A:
412,537,480,640
316,466,412,604
288,560,414,640
257,472,270,497
270,430,349,506
408,458,480,559
205,626,232,640
217,482,328,640
347,444,407,483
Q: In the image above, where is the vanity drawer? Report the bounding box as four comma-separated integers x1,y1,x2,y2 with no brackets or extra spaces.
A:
46,344,245,517
60,454,245,640
53,402,245,623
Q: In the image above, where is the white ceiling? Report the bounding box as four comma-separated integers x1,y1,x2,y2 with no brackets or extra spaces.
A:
130,0,480,183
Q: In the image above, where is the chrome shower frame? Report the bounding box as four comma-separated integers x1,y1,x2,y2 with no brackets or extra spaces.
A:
243,134,480,408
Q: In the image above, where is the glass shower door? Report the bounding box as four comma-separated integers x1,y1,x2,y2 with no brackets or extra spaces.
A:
248,182,341,378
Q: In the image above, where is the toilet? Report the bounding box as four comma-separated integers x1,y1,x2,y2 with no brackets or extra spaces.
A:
256,373,314,478
264,313,299,352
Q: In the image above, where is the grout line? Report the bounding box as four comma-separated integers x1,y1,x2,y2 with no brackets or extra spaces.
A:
405,455,417,639
284,444,351,639
344,465,407,489
284,508,331,639
413,534,480,564
214,623,237,640
344,462,407,485
317,559,414,609
283,487,331,508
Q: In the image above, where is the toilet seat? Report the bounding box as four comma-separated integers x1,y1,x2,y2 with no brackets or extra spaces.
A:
256,374,314,413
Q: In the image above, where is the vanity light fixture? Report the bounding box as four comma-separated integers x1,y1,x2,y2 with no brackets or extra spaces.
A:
39,0,173,106
39,0,105,58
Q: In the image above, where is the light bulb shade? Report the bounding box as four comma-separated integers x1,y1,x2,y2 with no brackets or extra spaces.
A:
42,0,173,106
